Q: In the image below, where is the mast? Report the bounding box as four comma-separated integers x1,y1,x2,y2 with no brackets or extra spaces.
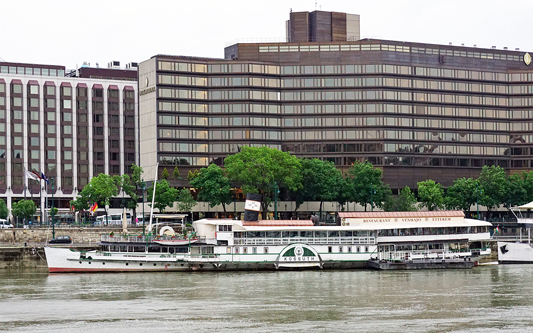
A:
147,162,159,233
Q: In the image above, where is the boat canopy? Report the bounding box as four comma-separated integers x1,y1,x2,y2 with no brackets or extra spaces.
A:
518,201,533,210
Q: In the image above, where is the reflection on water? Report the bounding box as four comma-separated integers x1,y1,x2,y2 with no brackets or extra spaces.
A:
1,266,533,332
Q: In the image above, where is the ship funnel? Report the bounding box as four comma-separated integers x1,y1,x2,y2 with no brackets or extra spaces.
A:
244,193,262,222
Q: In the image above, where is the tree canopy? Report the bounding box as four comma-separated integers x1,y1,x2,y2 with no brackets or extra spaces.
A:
478,165,507,211
299,158,345,214
0,199,9,219
445,177,478,212
147,179,178,213
175,188,197,218
11,200,37,223
77,173,119,217
384,186,417,212
345,161,391,211
224,146,302,218
417,180,445,211
190,164,232,214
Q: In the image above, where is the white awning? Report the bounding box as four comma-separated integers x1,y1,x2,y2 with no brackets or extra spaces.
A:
519,201,533,209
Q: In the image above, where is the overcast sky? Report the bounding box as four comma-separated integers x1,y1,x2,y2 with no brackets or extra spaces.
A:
1,0,532,70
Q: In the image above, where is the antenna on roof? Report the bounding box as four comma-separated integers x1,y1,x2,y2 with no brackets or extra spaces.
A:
0,56,5,62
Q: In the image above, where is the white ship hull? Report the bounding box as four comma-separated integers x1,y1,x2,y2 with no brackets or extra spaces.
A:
44,244,372,273
497,241,533,264
44,247,191,273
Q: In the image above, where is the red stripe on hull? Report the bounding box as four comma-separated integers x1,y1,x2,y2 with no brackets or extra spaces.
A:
48,267,186,273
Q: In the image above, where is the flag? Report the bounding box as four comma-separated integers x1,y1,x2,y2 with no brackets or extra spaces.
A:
31,170,42,180
41,173,49,184
25,170,39,181
90,203,98,213
495,226,501,234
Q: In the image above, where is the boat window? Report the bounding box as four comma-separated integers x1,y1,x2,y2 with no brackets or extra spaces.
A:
218,225,232,232
301,231,313,238
282,231,290,238
289,231,299,238
347,246,352,252
266,231,281,238
235,247,239,254
340,231,353,237
234,232,244,238
227,247,231,254
264,247,268,254
339,246,343,253
252,247,257,254
314,231,327,238
356,246,360,252
365,246,369,252
243,247,248,254
328,246,332,253
328,231,339,238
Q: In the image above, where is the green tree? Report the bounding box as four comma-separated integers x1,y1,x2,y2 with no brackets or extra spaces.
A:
345,161,391,211
77,173,119,223
478,165,507,211
162,168,169,180
502,171,533,209
176,188,197,221
299,158,344,219
187,169,200,181
224,146,302,219
11,200,37,225
189,164,232,216
417,180,445,211
0,199,9,219
147,179,178,213
384,186,417,212
445,177,478,212
173,166,181,180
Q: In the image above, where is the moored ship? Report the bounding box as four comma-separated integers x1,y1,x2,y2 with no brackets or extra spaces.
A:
45,210,492,272
498,201,533,264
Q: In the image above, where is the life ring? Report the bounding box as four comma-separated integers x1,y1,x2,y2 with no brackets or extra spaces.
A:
159,226,176,237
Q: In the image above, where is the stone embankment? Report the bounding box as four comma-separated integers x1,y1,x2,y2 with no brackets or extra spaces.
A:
0,227,142,269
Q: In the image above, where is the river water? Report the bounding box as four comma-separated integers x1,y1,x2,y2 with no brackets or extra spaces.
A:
1,265,533,332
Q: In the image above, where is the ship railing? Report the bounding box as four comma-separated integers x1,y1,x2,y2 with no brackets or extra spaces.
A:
233,236,375,246
378,250,471,261
100,235,186,243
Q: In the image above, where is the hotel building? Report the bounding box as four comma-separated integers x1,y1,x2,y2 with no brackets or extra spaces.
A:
139,10,533,195
0,61,138,219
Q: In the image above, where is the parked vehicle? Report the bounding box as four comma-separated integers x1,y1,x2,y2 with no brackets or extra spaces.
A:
0,219,13,229
49,236,72,244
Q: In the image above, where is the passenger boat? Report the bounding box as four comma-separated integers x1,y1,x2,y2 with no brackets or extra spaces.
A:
498,201,533,264
45,210,492,272
188,211,492,271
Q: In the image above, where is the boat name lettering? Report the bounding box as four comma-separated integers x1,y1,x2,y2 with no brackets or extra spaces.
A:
432,217,452,221
283,256,316,261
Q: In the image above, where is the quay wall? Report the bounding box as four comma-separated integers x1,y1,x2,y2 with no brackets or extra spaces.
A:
0,227,143,246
